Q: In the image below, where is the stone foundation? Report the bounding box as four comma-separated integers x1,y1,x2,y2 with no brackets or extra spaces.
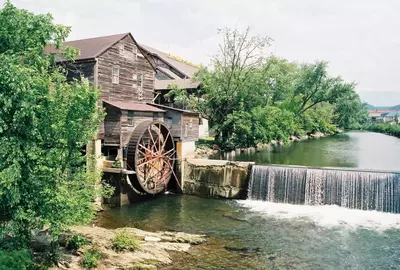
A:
182,159,254,199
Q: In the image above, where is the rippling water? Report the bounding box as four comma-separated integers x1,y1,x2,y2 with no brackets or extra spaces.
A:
97,132,400,269
97,195,400,270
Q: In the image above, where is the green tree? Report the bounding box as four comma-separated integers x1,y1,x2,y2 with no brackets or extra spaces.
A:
0,2,104,247
194,27,272,142
335,93,368,129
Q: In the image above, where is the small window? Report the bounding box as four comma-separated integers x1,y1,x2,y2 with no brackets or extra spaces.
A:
127,111,134,126
153,112,159,118
167,117,173,129
137,74,144,101
199,117,203,125
112,67,119,84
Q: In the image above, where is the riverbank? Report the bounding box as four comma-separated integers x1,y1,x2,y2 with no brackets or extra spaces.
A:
46,226,205,269
194,131,337,158
363,123,400,138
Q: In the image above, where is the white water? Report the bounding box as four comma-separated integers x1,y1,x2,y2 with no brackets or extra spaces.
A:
238,200,400,231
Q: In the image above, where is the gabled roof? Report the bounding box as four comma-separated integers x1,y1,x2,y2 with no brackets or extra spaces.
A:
63,33,128,61
155,78,200,91
46,33,156,70
149,103,199,115
157,66,180,79
383,112,400,117
103,101,165,113
139,44,199,78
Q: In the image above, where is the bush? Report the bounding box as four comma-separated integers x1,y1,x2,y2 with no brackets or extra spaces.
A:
66,233,90,252
364,123,400,138
112,230,140,252
81,248,102,269
0,250,34,270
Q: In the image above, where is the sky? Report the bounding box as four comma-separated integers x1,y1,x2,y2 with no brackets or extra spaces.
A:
4,0,400,106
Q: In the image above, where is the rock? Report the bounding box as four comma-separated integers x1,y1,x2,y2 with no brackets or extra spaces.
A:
55,226,207,270
144,236,161,242
31,230,52,252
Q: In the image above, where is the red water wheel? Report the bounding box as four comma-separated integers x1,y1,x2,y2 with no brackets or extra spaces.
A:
126,121,176,194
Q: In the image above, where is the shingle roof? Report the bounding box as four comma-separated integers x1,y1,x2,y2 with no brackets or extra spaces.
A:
154,78,200,90
383,112,400,117
45,33,128,61
103,101,165,112
140,44,199,78
46,33,155,70
149,103,199,115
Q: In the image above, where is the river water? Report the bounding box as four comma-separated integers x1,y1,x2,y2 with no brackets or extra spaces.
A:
213,131,400,171
97,132,400,269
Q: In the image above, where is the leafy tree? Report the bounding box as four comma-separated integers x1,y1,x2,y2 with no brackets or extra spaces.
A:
193,27,368,149
0,2,105,247
164,84,190,109
195,27,273,141
335,93,368,129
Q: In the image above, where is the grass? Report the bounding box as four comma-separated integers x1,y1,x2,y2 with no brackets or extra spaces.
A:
195,137,215,148
66,233,90,252
81,247,102,270
112,229,140,252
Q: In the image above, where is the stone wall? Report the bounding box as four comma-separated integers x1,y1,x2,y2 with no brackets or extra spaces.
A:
182,159,254,199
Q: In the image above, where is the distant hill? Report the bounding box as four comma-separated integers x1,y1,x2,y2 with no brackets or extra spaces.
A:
366,104,400,110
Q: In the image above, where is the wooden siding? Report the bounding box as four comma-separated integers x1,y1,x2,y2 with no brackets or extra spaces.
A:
97,35,155,103
103,104,121,145
163,110,182,139
64,61,95,83
181,114,199,142
120,111,164,147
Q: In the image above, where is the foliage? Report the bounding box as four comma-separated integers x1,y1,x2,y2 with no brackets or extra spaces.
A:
192,27,366,149
0,1,106,248
364,123,400,138
66,233,90,252
81,247,102,269
164,84,190,109
0,250,34,270
334,93,369,129
112,229,140,252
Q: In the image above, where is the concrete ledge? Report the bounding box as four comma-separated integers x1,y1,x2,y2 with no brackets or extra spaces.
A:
182,159,254,199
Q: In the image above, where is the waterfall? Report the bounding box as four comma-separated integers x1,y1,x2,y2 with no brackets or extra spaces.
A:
248,165,400,213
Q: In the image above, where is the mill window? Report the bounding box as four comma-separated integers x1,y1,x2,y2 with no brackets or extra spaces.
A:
112,67,119,84
127,111,134,126
137,74,144,101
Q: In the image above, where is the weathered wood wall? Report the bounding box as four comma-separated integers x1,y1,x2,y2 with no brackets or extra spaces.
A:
98,35,155,103
120,111,164,147
103,104,121,145
181,114,199,142
163,110,182,139
64,61,95,82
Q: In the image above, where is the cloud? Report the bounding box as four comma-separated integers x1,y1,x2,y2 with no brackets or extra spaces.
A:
3,0,400,105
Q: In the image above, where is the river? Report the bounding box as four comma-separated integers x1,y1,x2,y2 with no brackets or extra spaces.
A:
212,131,400,171
97,132,400,269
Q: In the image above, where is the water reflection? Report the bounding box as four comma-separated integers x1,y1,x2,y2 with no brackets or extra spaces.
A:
212,132,400,171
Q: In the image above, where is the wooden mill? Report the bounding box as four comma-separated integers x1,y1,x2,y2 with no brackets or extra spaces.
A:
49,33,200,202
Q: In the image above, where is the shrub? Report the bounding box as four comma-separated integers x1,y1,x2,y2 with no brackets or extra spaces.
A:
81,248,102,269
0,250,34,270
112,230,140,252
66,233,90,252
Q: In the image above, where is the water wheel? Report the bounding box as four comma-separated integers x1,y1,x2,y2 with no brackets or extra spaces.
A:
126,120,176,194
